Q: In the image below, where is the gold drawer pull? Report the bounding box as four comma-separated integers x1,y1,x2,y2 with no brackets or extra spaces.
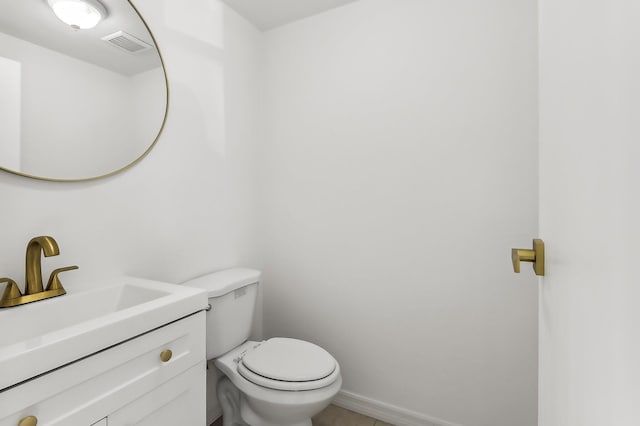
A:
160,349,173,363
18,416,37,426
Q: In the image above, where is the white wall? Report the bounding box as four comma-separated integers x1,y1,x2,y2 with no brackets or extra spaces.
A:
0,2,260,423
259,1,538,425
0,0,261,364
0,1,545,425
538,0,640,425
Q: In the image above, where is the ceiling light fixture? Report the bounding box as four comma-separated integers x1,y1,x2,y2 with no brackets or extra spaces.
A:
47,0,107,30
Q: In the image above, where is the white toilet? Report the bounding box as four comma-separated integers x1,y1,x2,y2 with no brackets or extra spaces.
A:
184,268,342,426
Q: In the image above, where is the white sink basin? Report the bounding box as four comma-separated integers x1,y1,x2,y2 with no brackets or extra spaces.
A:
0,277,207,391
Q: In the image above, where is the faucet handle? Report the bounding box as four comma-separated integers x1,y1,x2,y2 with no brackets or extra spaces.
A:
0,277,23,307
46,266,79,292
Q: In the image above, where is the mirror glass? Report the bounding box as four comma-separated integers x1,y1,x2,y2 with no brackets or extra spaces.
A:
0,0,167,181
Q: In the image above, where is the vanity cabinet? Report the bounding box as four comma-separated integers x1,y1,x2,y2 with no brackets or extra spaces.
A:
0,312,206,426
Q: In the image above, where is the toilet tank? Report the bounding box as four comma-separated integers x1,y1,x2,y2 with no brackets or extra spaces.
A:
183,268,260,359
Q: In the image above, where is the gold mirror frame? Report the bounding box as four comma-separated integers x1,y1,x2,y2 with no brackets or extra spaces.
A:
0,0,169,182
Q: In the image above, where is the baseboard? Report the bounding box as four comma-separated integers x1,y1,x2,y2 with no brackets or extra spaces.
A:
333,390,464,426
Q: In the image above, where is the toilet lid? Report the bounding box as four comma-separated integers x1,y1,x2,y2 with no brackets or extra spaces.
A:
241,338,336,383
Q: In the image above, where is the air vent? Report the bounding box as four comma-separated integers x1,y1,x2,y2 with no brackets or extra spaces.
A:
101,31,153,54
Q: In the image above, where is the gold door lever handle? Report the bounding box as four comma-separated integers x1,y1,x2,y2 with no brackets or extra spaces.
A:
512,239,545,276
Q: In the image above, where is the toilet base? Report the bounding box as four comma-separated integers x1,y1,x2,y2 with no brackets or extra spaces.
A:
241,402,312,426
218,376,248,426
217,376,317,426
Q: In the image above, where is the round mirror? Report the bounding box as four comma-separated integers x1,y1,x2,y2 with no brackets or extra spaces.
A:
0,0,167,181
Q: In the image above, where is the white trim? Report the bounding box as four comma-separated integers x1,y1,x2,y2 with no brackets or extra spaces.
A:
333,390,465,426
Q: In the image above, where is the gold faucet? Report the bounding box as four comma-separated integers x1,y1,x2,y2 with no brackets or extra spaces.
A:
26,236,60,295
0,236,78,308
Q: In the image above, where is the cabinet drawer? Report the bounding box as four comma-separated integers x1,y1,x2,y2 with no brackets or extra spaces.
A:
108,363,205,426
0,312,205,426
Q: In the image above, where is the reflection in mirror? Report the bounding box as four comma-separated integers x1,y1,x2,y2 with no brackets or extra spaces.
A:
0,0,167,181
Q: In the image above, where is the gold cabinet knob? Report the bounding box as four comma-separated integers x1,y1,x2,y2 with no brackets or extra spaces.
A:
160,349,172,362
18,416,37,426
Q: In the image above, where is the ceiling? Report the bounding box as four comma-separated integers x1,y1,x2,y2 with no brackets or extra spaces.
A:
0,0,360,75
223,0,359,31
0,0,161,76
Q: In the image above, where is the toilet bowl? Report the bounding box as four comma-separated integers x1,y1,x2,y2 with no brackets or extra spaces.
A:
184,269,342,426
216,340,342,426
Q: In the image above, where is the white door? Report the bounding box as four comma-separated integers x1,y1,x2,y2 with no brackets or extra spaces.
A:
538,0,640,425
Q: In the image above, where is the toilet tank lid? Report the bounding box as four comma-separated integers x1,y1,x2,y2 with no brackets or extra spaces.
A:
182,268,260,297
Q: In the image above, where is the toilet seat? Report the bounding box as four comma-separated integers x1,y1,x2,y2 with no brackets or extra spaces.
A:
238,338,340,391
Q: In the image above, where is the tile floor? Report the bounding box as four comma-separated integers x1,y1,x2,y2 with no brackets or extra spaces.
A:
313,405,394,426
210,404,393,426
